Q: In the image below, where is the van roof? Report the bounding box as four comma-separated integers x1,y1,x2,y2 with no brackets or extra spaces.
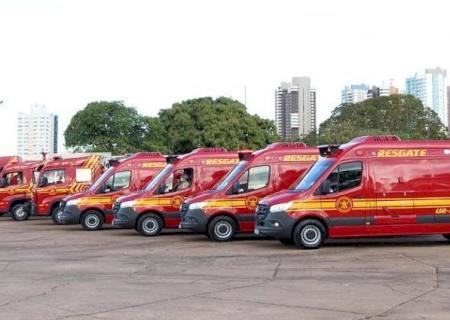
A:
320,135,450,160
42,155,102,170
240,142,318,162
108,152,166,168
168,148,238,166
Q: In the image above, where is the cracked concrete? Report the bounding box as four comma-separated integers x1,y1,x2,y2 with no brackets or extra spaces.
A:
1,217,450,319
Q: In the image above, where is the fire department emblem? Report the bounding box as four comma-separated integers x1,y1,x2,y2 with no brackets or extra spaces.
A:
245,196,259,210
170,196,184,208
335,196,352,213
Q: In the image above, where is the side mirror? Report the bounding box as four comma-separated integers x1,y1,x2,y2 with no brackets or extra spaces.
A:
100,184,112,193
231,182,240,194
319,180,331,195
158,183,166,194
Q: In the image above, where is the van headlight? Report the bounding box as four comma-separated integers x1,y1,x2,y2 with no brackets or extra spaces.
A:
189,202,207,210
66,199,81,207
269,202,293,213
121,200,136,208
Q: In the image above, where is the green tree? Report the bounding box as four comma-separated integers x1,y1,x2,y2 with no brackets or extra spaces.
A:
64,101,148,155
158,97,279,153
311,94,447,145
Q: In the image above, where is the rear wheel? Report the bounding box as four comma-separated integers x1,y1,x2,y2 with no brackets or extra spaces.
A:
0,213,4,217
443,234,450,241
292,219,326,249
81,211,104,231
137,213,163,236
51,206,63,225
207,216,237,242
11,204,30,221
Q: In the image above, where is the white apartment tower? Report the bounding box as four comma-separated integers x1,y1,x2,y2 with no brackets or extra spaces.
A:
275,77,316,140
406,68,448,126
17,105,58,158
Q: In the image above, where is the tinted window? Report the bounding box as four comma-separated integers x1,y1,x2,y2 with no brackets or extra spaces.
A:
0,171,24,187
214,161,247,191
39,169,65,187
100,171,131,193
232,166,270,194
294,159,334,191
319,162,362,194
159,168,194,194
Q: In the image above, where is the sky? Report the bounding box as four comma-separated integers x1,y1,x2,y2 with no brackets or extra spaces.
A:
0,0,449,155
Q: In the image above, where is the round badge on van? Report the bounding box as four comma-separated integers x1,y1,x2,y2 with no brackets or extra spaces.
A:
335,196,352,213
245,196,259,210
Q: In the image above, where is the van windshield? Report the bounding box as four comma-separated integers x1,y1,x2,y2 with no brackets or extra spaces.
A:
293,159,334,191
88,167,113,191
214,161,247,191
144,164,173,191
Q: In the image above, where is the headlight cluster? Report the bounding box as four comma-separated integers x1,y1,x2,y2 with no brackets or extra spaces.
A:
269,202,292,213
188,202,207,210
66,199,81,206
120,200,136,208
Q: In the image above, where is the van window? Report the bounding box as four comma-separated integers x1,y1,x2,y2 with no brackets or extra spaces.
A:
39,169,65,187
0,171,24,187
159,168,194,194
232,166,270,194
319,162,362,194
294,159,334,191
100,171,131,193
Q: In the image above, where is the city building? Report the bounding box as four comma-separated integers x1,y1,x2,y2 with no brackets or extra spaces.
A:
275,77,316,140
367,80,400,99
17,104,58,159
406,68,448,125
341,84,369,104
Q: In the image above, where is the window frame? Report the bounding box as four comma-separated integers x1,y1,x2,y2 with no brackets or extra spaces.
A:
315,161,363,195
98,170,132,194
227,165,271,195
39,169,66,187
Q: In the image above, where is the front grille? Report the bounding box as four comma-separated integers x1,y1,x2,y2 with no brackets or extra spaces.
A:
59,200,66,210
256,204,270,226
112,201,121,214
180,202,189,216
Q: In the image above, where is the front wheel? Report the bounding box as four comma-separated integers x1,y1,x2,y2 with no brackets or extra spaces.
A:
207,216,237,242
51,206,63,225
293,219,326,249
137,213,163,236
81,211,104,231
443,234,450,241
11,204,30,221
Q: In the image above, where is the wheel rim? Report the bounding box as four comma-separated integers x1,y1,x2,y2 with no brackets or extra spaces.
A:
214,221,232,240
56,211,63,221
85,214,100,228
142,217,158,234
15,207,26,219
300,225,321,246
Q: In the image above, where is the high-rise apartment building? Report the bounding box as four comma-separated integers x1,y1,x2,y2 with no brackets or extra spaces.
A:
406,68,448,125
17,105,58,158
275,77,316,140
341,84,369,104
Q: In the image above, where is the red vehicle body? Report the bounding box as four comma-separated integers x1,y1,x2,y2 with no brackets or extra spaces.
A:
112,148,239,236
180,142,319,241
256,135,450,249
0,160,42,218
59,152,166,230
0,156,21,173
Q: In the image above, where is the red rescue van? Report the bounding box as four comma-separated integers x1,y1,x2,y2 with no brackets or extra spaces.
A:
58,152,166,230
0,160,42,218
256,136,450,249
112,148,239,236
180,142,319,241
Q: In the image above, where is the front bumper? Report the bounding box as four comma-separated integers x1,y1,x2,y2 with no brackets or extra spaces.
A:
179,208,209,232
59,205,82,225
112,207,138,229
254,210,295,239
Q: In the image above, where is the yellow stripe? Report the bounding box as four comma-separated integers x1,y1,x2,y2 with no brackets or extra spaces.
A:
134,198,172,206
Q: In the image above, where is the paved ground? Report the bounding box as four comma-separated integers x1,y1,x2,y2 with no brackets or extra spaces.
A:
1,216,450,320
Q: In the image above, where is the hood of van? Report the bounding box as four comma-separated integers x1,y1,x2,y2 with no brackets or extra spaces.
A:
63,190,93,202
259,190,307,206
184,189,221,205
116,190,145,203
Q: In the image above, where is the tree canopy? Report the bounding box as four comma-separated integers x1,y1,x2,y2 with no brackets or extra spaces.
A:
64,97,278,155
64,101,148,154
302,94,447,145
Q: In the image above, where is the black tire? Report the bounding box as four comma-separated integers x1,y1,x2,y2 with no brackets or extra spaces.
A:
292,219,326,249
207,216,237,242
51,206,63,225
81,210,104,231
11,204,30,221
279,238,294,246
137,213,163,236
443,234,450,241
0,213,4,217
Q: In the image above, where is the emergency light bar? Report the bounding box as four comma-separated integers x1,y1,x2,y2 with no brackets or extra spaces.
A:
318,144,340,157
192,148,228,153
166,155,179,164
268,142,307,149
238,151,253,161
